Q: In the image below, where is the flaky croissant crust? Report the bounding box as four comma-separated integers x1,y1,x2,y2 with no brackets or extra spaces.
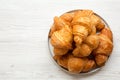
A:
49,10,113,73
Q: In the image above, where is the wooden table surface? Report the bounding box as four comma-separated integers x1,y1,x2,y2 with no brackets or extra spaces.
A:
0,0,120,80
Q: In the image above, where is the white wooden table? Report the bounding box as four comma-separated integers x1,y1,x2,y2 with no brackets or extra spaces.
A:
0,0,120,80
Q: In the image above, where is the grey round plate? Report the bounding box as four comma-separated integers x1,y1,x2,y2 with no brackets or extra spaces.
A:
48,9,110,74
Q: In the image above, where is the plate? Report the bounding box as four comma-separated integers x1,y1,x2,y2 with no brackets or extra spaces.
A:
48,9,111,74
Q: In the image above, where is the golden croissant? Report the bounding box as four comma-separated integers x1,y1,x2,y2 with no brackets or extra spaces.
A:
73,34,99,57
50,10,113,73
73,43,92,57
53,53,73,69
90,14,105,31
93,27,113,66
54,53,96,73
82,59,96,72
49,13,74,37
60,12,74,23
53,48,69,55
72,10,105,45
49,16,67,37
68,58,96,73
72,10,93,44
50,25,73,55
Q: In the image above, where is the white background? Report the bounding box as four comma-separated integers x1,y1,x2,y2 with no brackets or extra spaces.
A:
0,0,120,80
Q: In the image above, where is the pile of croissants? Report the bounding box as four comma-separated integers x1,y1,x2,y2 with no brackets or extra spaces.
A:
49,10,113,73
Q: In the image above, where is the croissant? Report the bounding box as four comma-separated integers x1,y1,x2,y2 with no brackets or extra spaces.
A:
53,48,69,55
72,25,88,44
50,25,73,50
68,57,85,73
90,14,100,26
72,10,94,44
93,27,113,56
49,15,73,38
54,16,69,30
68,57,96,73
95,54,108,66
93,27,113,66
73,43,92,57
54,55,68,69
73,34,99,57
101,27,113,42
96,21,105,31
73,10,93,19
60,12,74,23
82,59,96,72
54,53,96,73
84,34,99,49
50,10,113,73
54,53,73,69
90,14,105,31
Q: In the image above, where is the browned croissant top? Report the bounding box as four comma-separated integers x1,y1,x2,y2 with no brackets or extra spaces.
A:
49,10,113,73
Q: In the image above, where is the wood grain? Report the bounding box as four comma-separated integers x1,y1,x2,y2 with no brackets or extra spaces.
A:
0,0,120,80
